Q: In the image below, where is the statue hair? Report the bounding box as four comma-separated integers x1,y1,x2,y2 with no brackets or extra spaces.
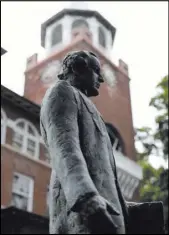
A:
58,51,98,81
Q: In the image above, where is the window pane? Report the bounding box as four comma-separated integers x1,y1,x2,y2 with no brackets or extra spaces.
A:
17,122,25,129
27,139,36,156
44,147,51,164
12,132,23,150
12,173,30,196
98,27,106,48
11,193,28,210
72,19,89,29
51,24,62,47
28,125,36,136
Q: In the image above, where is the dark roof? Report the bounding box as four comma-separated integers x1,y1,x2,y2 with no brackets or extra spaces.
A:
1,206,49,224
1,207,49,233
1,48,7,56
41,8,116,47
1,85,40,117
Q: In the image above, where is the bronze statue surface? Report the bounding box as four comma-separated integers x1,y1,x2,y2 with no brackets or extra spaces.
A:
40,51,165,234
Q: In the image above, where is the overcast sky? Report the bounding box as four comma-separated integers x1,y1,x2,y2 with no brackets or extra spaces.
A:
1,1,168,168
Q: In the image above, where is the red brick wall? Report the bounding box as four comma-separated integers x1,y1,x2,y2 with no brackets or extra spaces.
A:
91,75,135,160
1,101,51,215
1,145,51,216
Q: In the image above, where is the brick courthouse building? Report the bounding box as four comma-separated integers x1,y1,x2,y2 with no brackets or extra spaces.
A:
1,3,142,233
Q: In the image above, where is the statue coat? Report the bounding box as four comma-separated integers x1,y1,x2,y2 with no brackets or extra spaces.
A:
40,80,128,234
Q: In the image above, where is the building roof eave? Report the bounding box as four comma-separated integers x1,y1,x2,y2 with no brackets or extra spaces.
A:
1,85,40,117
1,48,7,56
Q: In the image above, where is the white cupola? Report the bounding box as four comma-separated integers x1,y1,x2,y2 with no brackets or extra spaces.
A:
69,1,89,10
41,2,116,57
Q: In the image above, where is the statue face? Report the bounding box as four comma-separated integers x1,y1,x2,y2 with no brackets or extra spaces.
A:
70,52,104,97
85,54,104,97
61,51,104,96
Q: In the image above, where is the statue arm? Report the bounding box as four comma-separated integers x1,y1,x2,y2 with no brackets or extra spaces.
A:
41,82,99,213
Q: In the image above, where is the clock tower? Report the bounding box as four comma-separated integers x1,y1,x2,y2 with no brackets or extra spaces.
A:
23,2,142,201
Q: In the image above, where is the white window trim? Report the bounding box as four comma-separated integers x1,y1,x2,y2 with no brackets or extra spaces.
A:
1,114,50,165
13,118,40,159
1,108,7,145
117,168,140,199
112,138,119,151
114,150,143,180
12,172,34,212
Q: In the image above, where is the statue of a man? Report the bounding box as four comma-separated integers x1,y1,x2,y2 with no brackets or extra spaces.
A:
40,51,164,234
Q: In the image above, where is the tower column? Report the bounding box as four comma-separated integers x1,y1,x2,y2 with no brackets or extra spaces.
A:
62,15,73,47
90,17,98,46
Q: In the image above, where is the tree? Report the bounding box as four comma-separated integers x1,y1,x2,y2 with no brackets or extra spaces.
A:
138,161,168,233
135,75,168,232
149,75,168,160
136,75,168,161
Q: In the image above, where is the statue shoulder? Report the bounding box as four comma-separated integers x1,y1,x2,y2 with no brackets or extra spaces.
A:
43,80,76,103
41,80,79,120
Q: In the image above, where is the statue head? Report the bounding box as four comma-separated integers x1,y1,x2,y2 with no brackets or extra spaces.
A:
58,51,104,97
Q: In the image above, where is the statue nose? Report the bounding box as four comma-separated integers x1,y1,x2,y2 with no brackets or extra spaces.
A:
99,75,104,83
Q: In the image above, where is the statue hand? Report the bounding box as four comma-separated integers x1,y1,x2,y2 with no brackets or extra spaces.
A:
79,195,125,234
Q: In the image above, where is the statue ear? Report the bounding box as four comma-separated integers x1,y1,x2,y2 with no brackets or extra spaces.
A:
71,56,88,75
58,74,64,80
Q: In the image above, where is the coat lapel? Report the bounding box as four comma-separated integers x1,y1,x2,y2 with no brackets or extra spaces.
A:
78,91,104,133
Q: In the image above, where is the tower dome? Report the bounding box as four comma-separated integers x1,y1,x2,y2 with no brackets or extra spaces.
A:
69,1,89,10
41,3,116,57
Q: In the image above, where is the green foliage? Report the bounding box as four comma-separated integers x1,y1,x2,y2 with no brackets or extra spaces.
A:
149,75,168,111
139,161,168,231
150,75,168,160
135,75,168,161
135,127,157,161
139,161,168,203
135,75,168,232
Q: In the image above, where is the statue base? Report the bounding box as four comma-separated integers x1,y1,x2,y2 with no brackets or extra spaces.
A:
127,202,165,234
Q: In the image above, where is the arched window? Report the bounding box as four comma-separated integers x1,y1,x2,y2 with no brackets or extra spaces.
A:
98,26,106,48
1,108,7,144
12,119,40,159
51,24,62,47
71,19,92,40
105,123,125,153
72,19,89,29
